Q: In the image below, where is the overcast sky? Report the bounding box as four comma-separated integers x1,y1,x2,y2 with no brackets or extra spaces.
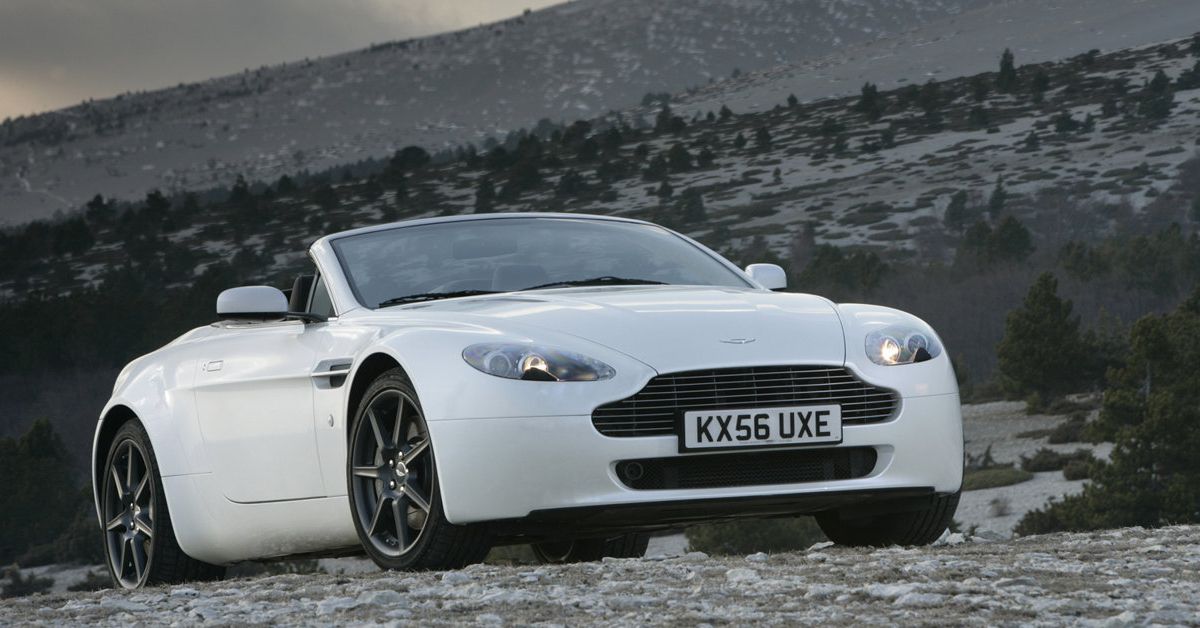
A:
0,0,562,120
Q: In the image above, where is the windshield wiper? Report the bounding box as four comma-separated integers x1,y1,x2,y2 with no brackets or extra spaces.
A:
377,290,499,307
519,276,666,291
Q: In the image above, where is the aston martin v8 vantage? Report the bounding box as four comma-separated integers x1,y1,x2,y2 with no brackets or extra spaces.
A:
93,213,963,588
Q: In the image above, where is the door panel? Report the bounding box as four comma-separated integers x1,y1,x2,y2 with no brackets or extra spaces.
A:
193,321,325,503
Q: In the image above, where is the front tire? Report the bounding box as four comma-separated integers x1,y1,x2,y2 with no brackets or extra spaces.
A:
816,491,961,547
100,421,225,589
531,534,650,564
348,368,491,570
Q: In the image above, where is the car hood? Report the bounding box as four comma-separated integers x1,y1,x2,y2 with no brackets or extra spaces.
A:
400,286,846,373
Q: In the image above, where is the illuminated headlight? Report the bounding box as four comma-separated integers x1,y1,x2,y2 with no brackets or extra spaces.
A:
463,343,616,382
865,326,942,366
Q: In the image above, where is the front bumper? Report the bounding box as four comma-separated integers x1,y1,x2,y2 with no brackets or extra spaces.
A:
428,392,963,526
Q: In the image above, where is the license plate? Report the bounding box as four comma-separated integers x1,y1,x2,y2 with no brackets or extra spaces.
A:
679,405,842,452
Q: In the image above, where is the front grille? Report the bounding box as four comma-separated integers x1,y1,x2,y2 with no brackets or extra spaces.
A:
592,366,899,437
615,447,877,490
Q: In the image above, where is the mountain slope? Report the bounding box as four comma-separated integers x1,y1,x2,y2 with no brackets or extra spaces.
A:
0,0,1000,224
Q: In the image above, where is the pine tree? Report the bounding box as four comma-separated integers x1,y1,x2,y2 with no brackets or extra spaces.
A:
968,106,990,129
879,127,896,149
666,143,694,171
787,93,799,108
656,179,674,199
719,105,733,121
997,48,1018,93
697,147,716,168
679,188,706,223
642,154,669,181
971,76,991,102
754,126,772,150
988,177,1008,216
733,132,747,149
855,82,883,121
989,216,1034,262
943,190,970,232
1024,130,1041,150
996,272,1089,400
1030,70,1050,104
555,169,587,197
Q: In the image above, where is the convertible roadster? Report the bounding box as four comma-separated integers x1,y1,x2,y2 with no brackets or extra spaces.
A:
93,212,962,589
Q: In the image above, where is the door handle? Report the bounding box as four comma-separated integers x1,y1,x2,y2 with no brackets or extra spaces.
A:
202,360,224,372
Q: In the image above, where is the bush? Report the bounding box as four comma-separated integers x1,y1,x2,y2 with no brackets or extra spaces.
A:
963,466,1034,490
1047,415,1087,444
988,497,1011,517
1014,505,1067,536
1,566,52,599
1062,459,1092,481
685,517,826,555
1020,448,1096,472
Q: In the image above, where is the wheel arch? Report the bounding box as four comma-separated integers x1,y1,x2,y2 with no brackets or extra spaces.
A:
345,352,409,441
92,404,140,521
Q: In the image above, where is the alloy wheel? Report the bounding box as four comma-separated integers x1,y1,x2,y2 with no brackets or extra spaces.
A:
350,389,435,557
103,439,155,589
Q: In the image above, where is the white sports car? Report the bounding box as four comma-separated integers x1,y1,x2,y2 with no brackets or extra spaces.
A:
93,212,962,589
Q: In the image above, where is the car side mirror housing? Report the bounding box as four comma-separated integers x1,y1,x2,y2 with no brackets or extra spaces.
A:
217,286,289,320
745,263,787,291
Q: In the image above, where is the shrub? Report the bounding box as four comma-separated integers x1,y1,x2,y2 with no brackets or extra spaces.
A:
1,566,52,599
686,517,826,555
1062,459,1092,481
989,497,1012,517
1047,415,1087,444
1020,448,1095,472
963,466,1034,491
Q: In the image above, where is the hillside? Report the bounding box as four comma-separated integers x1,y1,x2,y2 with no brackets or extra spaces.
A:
0,0,1001,225
3,525,1197,624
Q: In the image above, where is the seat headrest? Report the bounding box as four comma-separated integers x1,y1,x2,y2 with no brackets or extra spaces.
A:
289,274,315,312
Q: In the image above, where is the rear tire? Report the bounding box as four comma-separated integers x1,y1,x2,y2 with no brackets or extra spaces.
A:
816,491,961,547
100,421,225,589
348,368,492,570
531,533,649,564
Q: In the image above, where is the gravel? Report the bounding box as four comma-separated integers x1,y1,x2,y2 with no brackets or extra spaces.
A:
5,526,1199,625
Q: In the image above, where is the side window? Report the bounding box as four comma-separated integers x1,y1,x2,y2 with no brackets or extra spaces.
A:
308,274,335,318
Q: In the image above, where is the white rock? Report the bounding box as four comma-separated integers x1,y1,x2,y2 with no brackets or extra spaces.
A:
356,589,405,605
725,568,761,583
441,571,472,584
745,552,769,563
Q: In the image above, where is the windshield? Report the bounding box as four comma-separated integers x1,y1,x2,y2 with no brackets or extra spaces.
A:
330,217,752,308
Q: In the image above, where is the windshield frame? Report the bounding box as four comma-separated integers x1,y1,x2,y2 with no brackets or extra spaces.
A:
326,215,755,310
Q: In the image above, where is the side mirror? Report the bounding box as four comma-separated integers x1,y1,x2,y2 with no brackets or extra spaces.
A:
745,263,787,291
217,286,289,320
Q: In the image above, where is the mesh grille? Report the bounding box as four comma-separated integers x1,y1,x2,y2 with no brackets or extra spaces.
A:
593,365,898,437
615,447,878,490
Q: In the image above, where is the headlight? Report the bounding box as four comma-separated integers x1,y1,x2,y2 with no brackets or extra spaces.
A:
865,326,942,366
462,343,616,381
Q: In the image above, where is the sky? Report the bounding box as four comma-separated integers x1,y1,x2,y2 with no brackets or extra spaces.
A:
0,0,562,120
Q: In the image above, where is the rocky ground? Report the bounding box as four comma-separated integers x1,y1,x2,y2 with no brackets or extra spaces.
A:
3,526,1198,626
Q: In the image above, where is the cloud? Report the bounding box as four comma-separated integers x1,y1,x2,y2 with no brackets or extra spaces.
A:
0,0,561,119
